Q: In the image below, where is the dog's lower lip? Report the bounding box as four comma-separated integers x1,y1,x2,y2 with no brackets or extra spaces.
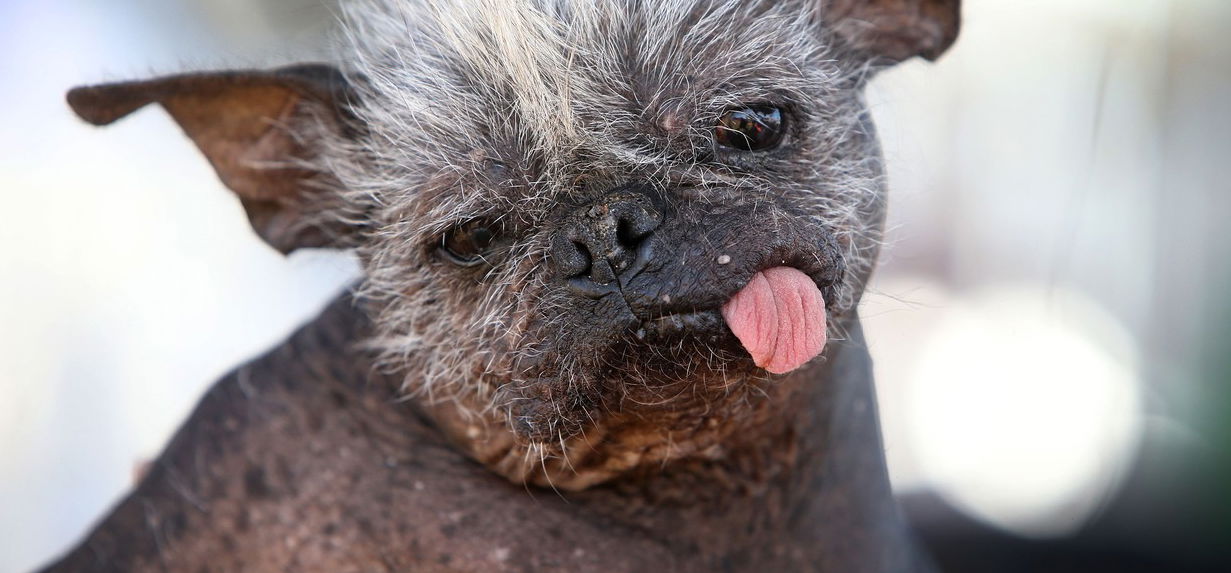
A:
635,309,723,340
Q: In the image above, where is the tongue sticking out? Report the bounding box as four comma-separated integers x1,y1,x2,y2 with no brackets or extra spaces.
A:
721,267,827,374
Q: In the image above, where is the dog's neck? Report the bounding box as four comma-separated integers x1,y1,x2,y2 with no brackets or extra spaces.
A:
42,294,925,572
414,352,832,492
402,305,889,497
402,305,921,568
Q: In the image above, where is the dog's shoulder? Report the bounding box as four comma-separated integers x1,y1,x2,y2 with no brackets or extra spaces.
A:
39,295,689,572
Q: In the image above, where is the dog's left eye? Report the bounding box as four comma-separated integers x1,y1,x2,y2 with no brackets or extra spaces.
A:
440,221,499,267
715,105,785,151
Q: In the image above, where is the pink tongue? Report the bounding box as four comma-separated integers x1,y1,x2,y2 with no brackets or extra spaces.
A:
721,267,827,374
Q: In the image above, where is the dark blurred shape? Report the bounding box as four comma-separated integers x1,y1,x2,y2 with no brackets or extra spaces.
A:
904,424,1231,573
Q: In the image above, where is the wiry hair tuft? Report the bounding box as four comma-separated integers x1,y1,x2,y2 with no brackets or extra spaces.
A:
306,0,888,486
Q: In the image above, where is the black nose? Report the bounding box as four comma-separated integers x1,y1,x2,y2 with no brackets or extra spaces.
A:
551,189,662,293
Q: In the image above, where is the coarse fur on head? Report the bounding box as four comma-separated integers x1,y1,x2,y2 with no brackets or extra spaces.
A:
68,0,960,491
324,0,892,489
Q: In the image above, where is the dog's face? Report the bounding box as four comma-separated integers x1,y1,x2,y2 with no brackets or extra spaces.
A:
69,0,959,489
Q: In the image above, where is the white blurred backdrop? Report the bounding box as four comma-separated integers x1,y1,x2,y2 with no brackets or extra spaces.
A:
2,1,1228,571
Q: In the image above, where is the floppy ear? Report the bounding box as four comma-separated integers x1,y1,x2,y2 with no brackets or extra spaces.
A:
823,0,961,64
67,64,361,254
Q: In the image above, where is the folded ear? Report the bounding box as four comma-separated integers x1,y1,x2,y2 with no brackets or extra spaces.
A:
67,64,361,254
823,0,961,64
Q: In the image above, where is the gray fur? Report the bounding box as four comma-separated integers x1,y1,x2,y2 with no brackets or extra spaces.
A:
302,0,888,487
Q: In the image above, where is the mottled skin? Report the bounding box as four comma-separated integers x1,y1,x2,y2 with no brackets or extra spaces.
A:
41,296,917,572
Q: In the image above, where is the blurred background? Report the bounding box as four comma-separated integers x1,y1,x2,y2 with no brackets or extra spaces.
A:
0,0,1227,571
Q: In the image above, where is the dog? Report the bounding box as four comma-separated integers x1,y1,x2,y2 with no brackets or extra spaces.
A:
45,0,960,571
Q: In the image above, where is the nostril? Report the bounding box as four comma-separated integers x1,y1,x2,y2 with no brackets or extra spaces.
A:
552,189,663,288
616,218,636,249
615,206,659,249
571,241,593,275
550,234,593,278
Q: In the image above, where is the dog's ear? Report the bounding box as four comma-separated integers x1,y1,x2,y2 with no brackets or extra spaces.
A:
823,0,961,64
67,64,361,254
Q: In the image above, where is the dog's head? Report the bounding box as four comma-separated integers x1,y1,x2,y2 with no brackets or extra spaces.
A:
69,0,959,488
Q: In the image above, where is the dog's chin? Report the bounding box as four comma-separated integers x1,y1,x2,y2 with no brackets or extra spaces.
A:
458,304,835,490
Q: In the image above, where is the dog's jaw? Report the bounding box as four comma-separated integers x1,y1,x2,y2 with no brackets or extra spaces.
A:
417,341,834,491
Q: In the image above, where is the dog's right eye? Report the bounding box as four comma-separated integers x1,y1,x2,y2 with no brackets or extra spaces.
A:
715,105,785,151
440,221,499,267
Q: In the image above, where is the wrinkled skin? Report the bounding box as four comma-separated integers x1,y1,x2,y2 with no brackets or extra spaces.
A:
39,297,915,573
43,0,960,571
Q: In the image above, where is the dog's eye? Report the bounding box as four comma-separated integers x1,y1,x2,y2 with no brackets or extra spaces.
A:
715,106,784,151
441,221,499,267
